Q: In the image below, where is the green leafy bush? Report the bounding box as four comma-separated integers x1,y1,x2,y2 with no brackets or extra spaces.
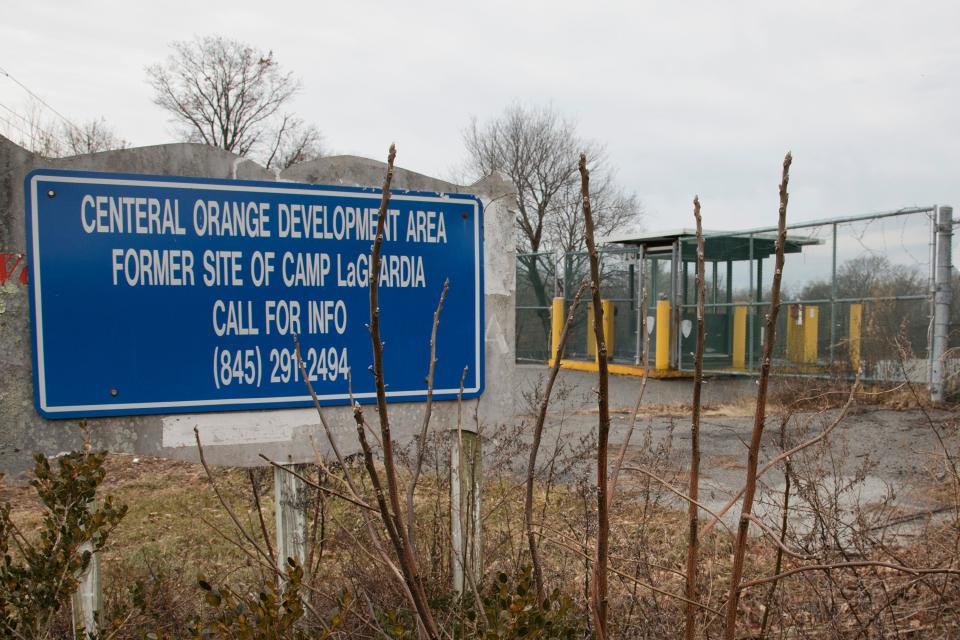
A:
479,566,581,639
0,451,127,639
189,559,348,640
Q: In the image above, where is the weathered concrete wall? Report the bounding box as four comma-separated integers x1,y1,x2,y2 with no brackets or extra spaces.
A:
0,136,516,476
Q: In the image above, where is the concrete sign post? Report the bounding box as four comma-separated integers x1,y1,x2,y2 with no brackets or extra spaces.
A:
71,532,101,637
274,463,308,581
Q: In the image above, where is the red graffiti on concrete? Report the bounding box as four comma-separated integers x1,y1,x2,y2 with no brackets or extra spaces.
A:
0,253,28,285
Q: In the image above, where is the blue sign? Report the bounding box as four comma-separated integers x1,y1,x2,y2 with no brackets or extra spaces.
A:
25,169,484,418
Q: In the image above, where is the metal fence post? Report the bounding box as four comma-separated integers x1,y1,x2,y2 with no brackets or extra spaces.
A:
635,250,645,365
931,206,954,402
829,223,838,366
747,234,755,370
928,208,939,388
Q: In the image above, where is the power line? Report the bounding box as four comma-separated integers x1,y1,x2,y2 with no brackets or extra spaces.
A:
0,101,72,150
0,64,83,136
0,112,34,141
0,101,33,126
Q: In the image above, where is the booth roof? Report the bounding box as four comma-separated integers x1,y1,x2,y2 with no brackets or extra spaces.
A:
603,228,821,262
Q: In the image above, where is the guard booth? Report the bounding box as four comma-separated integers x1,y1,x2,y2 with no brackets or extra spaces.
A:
550,229,825,377
533,205,953,397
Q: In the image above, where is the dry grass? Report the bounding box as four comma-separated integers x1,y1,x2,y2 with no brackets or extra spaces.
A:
4,426,960,639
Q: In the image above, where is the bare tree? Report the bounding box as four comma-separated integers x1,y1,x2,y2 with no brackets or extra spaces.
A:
18,102,63,158
13,101,126,157
547,166,640,256
465,103,639,353
61,117,128,156
146,35,322,166
263,115,324,170
463,103,641,255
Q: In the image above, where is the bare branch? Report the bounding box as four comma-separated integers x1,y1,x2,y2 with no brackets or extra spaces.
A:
541,535,723,617
581,152,611,640
699,376,860,538
607,281,650,508
739,561,960,591
406,279,450,554
258,454,377,512
362,144,440,639
746,513,811,561
525,280,588,604
247,469,275,564
194,427,275,570
685,195,706,640
722,152,792,640
624,465,733,536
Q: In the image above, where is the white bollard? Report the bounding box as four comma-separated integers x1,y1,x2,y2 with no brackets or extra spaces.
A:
71,537,101,637
451,430,481,595
274,463,308,580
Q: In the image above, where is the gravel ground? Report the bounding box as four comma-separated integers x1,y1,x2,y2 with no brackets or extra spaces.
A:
512,364,957,530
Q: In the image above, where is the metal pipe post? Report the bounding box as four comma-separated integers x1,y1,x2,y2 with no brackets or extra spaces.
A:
928,208,938,388
829,223,837,366
712,261,719,304
931,206,954,402
726,261,733,304
635,249,645,365
672,240,680,368
748,234,755,370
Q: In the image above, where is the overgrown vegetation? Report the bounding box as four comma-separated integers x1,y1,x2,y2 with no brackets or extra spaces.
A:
2,148,957,638
0,450,126,639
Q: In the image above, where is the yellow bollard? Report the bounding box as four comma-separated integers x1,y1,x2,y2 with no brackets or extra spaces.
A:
586,301,596,359
550,297,565,366
786,304,803,362
602,300,615,358
802,305,819,364
587,300,614,365
732,306,747,369
787,304,819,365
655,299,671,371
849,303,862,371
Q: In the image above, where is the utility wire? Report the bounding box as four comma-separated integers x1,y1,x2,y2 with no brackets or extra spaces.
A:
0,64,83,135
0,100,70,141
0,101,35,126
0,112,34,141
0,101,72,149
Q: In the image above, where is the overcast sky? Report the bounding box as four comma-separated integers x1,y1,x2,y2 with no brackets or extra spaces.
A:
1,0,957,233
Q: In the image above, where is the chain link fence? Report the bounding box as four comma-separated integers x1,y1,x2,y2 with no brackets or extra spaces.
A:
515,252,556,362
516,206,957,390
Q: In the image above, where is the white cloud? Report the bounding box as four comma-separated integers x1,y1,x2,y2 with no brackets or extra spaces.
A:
1,0,957,233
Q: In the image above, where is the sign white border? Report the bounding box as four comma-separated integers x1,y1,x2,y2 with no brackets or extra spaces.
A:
29,172,483,416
